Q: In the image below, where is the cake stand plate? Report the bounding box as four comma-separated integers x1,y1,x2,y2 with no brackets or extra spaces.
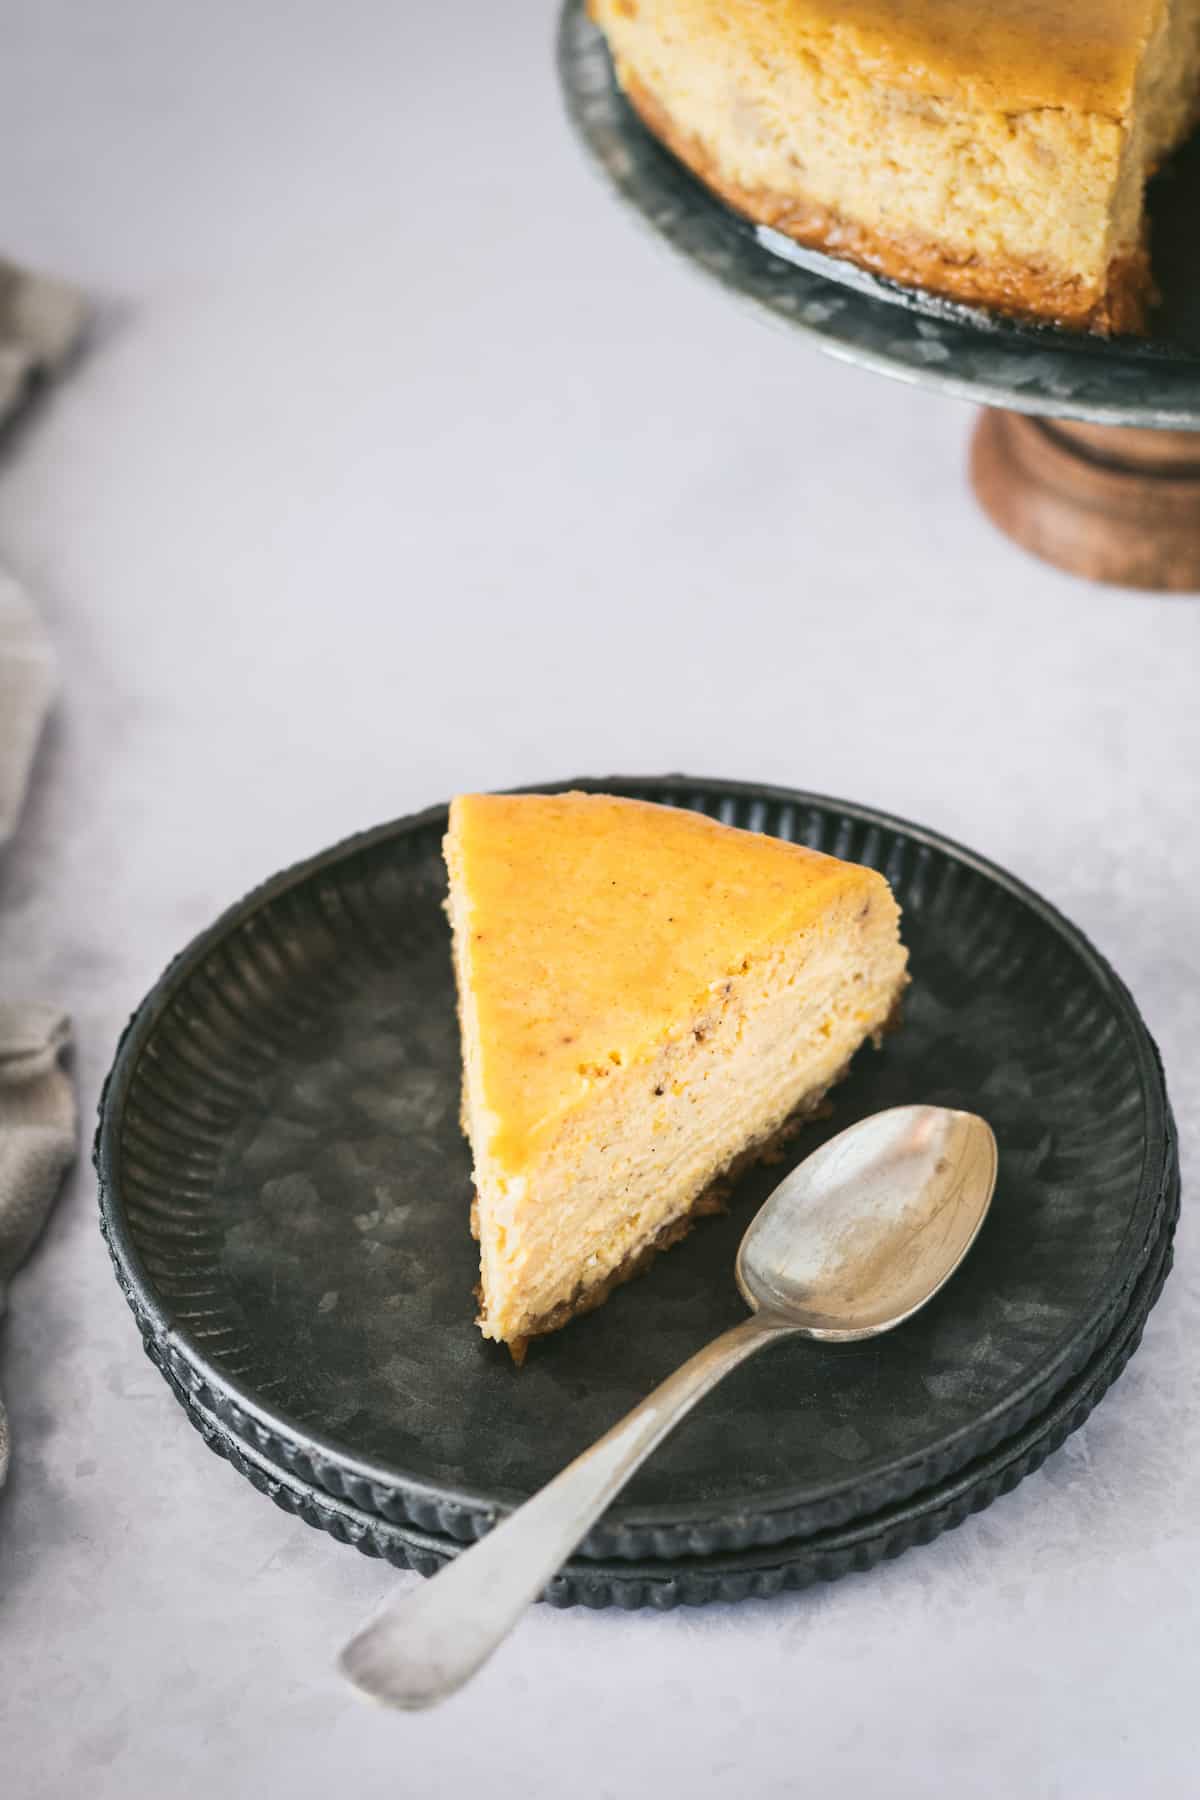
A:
97,776,1176,1567
558,3,1200,586
136,1172,1181,1608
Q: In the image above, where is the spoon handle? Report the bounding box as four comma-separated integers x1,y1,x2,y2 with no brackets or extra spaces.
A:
339,1309,789,1709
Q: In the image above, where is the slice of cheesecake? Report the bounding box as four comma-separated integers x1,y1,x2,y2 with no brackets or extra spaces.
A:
444,790,909,1359
589,0,1200,333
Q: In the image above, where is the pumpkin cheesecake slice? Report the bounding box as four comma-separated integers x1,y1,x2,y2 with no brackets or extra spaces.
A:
589,0,1200,333
443,790,909,1359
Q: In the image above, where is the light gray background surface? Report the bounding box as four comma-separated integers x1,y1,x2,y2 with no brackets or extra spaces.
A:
1,5,1197,1796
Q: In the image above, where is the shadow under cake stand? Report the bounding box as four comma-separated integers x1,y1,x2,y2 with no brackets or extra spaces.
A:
559,2,1200,593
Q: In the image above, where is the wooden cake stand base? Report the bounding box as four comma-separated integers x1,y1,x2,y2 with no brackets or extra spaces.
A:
971,413,1200,593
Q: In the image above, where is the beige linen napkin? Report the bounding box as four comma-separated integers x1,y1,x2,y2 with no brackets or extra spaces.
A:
0,259,85,1488
0,573,59,849
0,1007,75,1485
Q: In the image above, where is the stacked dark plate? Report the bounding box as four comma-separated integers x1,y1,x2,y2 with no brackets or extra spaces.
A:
96,777,1178,1607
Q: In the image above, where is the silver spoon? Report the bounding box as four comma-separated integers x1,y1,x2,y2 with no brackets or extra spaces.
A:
340,1103,997,1710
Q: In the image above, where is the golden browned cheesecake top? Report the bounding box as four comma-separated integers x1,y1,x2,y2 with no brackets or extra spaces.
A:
646,0,1163,114
445,790,894,1172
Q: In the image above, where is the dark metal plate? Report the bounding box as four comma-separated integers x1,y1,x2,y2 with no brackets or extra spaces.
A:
145,1176,1181,1608
558,1,1200,427
96,776,1176,1561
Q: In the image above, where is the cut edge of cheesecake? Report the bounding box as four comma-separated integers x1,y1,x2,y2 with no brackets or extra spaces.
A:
467,1013,897,1363
444,790,910,1362
620,70,1152,335
589,0,1200,335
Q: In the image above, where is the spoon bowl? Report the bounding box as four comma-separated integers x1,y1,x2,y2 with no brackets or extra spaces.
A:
737,1105,997,1338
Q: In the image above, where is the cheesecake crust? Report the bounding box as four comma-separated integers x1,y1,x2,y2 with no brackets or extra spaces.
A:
621,70,1152,335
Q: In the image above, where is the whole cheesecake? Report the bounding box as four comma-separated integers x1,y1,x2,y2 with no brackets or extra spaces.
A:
444,791,909,1359
588,0,1200,333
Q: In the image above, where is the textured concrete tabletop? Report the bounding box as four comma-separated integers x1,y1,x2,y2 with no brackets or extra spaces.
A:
1,6,1198,1797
